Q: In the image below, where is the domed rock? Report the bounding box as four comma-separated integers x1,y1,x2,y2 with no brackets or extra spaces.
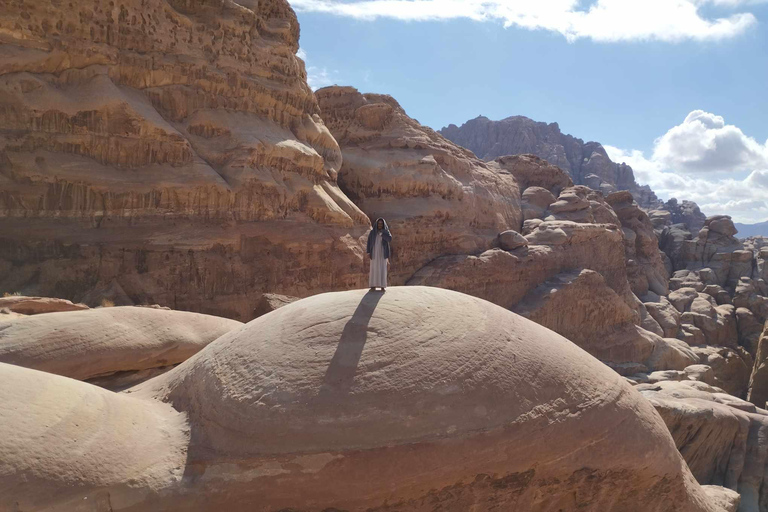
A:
0,307,242,386
0,362,188,511
135,286,720,512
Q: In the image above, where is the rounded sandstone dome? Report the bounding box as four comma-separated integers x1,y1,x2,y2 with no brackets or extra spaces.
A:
0,307,242,382
136,286,717,512
0,362,188,512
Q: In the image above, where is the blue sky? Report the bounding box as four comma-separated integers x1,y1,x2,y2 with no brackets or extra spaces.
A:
291,0,768,223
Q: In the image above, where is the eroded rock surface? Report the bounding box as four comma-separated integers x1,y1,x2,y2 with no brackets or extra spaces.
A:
132,286,719,512
0,362,188,511
316,86,522,283
0,306,241,386
0,0,370,321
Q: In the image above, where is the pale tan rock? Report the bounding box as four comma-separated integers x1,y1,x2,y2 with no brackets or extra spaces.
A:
316,86,522,283
491,153,573,195
748,321,768,408
0,362,188,511
670,287,701,313
692,346,752,398
498,230,528,251
0,307,241,381
685,364,716,385
133,286,718,512
641,380,768,511
253,293,299,319
0,295,88,315
514,269,653,364
521,186,556,220
646,297,682,338
607,191,669,297
409,221,635,316
702,486,740,512
646,337,700,371
736,307,763,356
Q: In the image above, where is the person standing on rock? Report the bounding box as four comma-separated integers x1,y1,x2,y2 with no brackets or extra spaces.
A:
367,218,392,292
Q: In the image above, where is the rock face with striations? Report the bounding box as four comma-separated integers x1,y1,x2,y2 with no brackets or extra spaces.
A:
0,0,370,321
315,86,522,284
0,306,242,389
439,115,660,209
129,287,721,512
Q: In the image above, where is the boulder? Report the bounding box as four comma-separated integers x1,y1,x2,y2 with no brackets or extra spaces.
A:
253,293,299,319
692,346,752,398
514,269,654,364
521,186,557,221
498,230,529,251
645,297,682,338
0,307,242,385
133,287,719,512
491,153,573,195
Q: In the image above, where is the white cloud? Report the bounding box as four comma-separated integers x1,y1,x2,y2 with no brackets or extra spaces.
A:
288,0,759,42
652,110,768,174
306,66,337,90
295,48,340,90
605,113,768,224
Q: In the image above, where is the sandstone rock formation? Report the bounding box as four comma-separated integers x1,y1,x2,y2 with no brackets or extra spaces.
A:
0,295,88,315
439,115,660,208
640,379,768,512
131,286,720,511
0,306,241,388
0,0,371,321
252,292,299,318
0,362,188,511
607,191,669,297
315,86,522,283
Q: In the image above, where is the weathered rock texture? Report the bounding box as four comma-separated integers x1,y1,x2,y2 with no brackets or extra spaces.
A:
639,380,768,512
0,0,371,321
0,306,241,388
439,115,660,208
0,295,87,315
316,86,522,283
0,362,188,511
132,286,720,511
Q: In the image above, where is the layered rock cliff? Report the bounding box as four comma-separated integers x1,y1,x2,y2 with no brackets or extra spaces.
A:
0,0,370,320
316,86,522,283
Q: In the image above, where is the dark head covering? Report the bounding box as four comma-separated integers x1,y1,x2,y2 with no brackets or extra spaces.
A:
366,217,392,259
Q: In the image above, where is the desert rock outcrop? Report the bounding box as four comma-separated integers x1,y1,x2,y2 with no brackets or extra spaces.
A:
0,362,188,511
133,286,720,511
0,0,370,320
316,86,522,283
0,306,241,388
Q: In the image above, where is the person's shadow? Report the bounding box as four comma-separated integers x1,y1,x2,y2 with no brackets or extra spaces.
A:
316,290,384,400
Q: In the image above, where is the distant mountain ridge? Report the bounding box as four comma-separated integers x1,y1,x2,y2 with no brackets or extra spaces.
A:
440,115,661,209
735,221,768,239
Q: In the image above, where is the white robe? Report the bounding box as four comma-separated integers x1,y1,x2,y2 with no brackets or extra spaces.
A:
369,232,388,288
